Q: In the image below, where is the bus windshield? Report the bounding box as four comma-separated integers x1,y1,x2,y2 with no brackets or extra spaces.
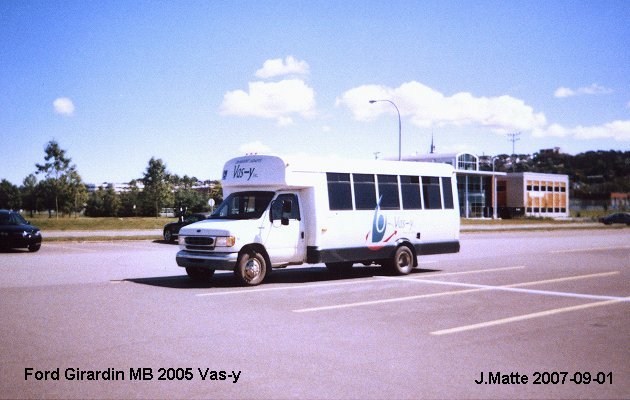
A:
210,191,275,220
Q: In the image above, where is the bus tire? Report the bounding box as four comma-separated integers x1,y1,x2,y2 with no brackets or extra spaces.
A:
185,266,214,282
326,262,353,275
235,249,267,286
384,245,414,275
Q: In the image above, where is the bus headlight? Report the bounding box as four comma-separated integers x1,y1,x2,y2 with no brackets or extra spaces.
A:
215,236,236,247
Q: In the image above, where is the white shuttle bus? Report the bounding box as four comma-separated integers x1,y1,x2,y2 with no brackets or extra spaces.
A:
176,155,460,286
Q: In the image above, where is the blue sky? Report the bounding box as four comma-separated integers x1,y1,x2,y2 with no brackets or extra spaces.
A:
1,1,628,185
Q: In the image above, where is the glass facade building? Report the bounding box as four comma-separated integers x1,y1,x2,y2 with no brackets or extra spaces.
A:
401,152,569,219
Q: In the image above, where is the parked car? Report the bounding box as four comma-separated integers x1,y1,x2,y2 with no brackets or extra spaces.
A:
599,212,630,225
163,213,209,242
0,209,42,252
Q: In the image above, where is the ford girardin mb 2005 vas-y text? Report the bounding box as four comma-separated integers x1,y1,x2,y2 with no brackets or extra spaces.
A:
176,155,460,286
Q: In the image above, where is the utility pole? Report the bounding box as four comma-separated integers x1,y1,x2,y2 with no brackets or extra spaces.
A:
508,132,521,172
508,132,521,155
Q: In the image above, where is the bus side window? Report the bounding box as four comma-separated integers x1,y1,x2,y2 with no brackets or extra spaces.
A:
401,175,422,210
327,173,353,210
442,177,454,209
353,173,376,210
377,174,400,210
422,176,442,209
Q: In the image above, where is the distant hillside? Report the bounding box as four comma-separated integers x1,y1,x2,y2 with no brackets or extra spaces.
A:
480,150,630,198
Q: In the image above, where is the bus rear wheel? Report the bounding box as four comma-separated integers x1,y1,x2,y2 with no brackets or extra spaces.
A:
384,245,414,275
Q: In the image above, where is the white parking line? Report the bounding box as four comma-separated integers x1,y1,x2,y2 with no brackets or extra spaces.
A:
197,279,379,296
293,271,622,313
407,266,525,278
550,245,630,254
293,288,485,313
196,266,524,297
431,297,630,336
385,272,626,302
381,271,620,290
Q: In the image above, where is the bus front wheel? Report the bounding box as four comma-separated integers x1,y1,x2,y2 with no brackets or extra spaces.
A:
235,249,267,286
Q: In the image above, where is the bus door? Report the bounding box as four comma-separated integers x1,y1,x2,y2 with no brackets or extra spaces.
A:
264,192,305,264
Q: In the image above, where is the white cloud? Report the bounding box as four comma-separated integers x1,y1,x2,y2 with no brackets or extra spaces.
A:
53,97,75,116
238,141,271,154
553,84,613,98
553,87,575,98
255,56,310,79
220,79,316,126
336,81,546,133
533,120,630,141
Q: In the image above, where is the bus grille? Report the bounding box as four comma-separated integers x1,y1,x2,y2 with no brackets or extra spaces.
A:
185,236,214,251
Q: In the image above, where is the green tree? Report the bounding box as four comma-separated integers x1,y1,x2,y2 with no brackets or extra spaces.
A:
20,174,39,217
119,180,141,217
62,168,88,217
172,174,210,215
140,157,174,217
85,188,105,217
209,180,223,206
36,179,57,217
102,186,120,217
0,179,21,210
35,140,85,217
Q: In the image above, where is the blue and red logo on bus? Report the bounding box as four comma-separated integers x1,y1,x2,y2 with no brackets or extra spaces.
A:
366,196,397,250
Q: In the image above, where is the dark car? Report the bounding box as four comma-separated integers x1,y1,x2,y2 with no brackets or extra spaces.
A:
0,209,42,252
163,213,209,242
599,212,630,225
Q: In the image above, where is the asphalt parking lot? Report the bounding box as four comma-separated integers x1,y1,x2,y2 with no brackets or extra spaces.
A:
0,229,628,399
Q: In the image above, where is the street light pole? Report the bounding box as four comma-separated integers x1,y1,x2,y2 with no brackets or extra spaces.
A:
369,99,402,161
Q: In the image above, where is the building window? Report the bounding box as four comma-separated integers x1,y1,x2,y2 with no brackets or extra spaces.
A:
377,174,400,210
327,173,352,210
353,174,376,210
400,175,422,210
457,153,478,171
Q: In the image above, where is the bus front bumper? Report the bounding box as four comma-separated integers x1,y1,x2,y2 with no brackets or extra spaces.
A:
176,250,238,270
